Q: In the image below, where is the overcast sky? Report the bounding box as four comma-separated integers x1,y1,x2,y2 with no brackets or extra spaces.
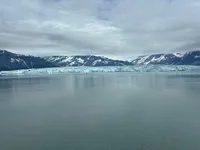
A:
0,0,200,58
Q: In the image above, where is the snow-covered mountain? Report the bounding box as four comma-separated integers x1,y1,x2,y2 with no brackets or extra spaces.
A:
44,55,132,67
1,50,200,71
0,50,56,71
132,51,200,65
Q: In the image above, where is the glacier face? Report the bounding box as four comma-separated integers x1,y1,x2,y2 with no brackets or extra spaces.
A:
1,65,200,76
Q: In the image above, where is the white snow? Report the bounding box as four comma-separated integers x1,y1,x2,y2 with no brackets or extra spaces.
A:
138,55,166,65
137,56,150,64
15,58,21,63
47,57,62,62
10,58,15,63
194,55,200,59
46,56,73,63
134,53,187,65
70,61,75,66
150,55,166,63
104,60,109,64
173,52,185,58
1,65,200,76
77,58,84,64
92,59,102,66
61,57,73,63
21,60,29,68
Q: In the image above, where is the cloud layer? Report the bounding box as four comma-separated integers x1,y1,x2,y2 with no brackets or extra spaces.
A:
0,0,200,58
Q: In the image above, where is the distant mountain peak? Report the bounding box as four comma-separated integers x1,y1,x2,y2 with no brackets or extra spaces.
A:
131,51,200,65
0,50,55,71
44,55,132,67
0,49,10,54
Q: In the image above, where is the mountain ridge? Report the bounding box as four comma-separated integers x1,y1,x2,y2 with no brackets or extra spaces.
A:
44,55,132,67
131,51,200,65
1,49,200,71
0,50,56,71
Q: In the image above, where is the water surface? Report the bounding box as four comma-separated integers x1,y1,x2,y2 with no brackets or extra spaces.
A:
0,73,200,150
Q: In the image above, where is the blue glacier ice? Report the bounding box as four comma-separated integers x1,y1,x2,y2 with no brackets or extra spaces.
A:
1,65,200,76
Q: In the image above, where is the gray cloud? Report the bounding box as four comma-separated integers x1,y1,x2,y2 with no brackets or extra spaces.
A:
0,0,200,58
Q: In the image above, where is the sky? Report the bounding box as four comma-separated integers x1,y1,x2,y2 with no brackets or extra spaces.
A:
0,0,200,58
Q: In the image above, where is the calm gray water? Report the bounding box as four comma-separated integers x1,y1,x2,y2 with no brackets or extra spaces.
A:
0,73,200,150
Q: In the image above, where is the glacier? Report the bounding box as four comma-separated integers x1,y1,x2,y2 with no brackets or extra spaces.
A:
1,65,200,76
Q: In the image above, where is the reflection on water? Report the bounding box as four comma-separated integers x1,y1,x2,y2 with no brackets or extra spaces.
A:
0,73,200,150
